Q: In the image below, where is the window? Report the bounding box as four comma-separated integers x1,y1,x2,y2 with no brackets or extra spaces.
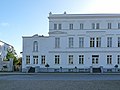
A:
108,23,111,29
54,24,57,30
118,23,120,29
118,37,120,47
90,37,95,47
92,23,95,29
58,24,62,30
79,37,84,48
92,23,100,29
55,37,60,48
107,37,112,47
96,37,101,47
68,55,73,64
33,56,38,64
96,23,99,29
33,41,38,52
69,24,73,30
107,55,112,64
117,55,120,64
41,55,45,64
26,55,30,64
92,55,99,64
55,55,60,64
79,55,84,64
80,23,84,29
69,37,74,48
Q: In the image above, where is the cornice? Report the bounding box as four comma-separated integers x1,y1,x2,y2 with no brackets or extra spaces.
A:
48,14,120,19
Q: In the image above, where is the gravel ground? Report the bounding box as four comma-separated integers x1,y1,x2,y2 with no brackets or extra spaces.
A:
0,80,120,90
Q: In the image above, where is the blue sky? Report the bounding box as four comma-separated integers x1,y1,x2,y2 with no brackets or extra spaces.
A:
0,0,120,56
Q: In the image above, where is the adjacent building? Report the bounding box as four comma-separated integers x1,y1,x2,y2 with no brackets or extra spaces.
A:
0,40,14,71
22,12,120,73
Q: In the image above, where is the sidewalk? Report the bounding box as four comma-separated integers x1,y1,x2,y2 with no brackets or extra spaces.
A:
0,72,120,75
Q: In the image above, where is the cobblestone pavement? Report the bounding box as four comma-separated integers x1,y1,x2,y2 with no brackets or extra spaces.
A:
0,80,120,90
0,74,120,90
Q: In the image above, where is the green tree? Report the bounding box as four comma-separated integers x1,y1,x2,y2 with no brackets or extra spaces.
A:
5,50,17,65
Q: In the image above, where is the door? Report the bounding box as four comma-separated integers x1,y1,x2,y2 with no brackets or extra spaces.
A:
92,55,99,67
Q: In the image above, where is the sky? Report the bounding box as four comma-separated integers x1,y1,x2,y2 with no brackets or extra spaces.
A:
1,0,120,56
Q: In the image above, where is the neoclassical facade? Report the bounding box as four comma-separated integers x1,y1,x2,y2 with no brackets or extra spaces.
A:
22,12,120,73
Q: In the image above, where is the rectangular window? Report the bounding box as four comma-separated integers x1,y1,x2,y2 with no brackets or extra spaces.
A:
108,23,111,29
92,23,95,29
118,55,120,64
107,55,112,64
41,55,45,64
33,56,38,64
118,23,120,29
58,24,62,30
96,37,101,47
90,37,95,47
69,37,73,48
118,37,120,47
80,23,84,29
69,24,73,30
79,55,84,64
26,55,30,64
54,24,57,30
55,37,60,48
68,55,73,64
92,55,99,64
107,37,112,47
55,55,60,64
79,37,84,48
96,23,99,29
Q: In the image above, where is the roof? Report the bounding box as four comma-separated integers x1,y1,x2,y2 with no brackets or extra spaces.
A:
48,13,120,19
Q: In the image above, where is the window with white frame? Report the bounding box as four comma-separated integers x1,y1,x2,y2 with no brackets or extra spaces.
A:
68,55,73,64
54,24,57,30
96,23,99,29
33,56,38,64
79,55,84,64
26,55,30,64
92,23,99,29
90,37,95,47
41,55,45,64
79,37,84,48
107,55,112,64
55,37,60,48
58,24,62,30
92,23,95,29
118,37,120,47
80,23,84,29
69,37,74,48
107,37,112,47
55,55,60,64
96,37,101,47
117,55,120,64
108,23,111,29
69,24,73,30
33,41,38,52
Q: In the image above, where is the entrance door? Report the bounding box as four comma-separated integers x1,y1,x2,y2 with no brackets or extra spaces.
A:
92,55,101,73
92,55,99,66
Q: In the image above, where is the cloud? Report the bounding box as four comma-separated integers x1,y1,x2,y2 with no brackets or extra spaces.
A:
0,22,9,27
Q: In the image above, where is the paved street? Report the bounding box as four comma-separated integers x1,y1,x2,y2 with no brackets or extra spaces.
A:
0,73,120,80
0,74,120,90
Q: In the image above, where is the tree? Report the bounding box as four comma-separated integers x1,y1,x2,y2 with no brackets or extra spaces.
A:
45,63,49,72
5,50,17,65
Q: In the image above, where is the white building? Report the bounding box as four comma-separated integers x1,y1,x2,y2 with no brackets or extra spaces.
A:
22,12,120,73
0,40,14,71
